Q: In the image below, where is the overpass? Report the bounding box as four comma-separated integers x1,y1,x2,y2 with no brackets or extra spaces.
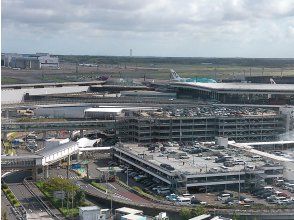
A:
1,80,106,90
1,120,116,132
1,146,112,169
1,155,43,170
1,142,113,179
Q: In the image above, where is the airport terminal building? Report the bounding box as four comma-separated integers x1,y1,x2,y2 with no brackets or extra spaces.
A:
170,82,294,105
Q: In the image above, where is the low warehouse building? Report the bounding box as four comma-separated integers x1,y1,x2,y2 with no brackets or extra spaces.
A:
121,90,176,99
34,104,91,118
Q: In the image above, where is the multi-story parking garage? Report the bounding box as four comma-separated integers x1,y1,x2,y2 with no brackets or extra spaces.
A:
118,107,286,143
112,143,284,193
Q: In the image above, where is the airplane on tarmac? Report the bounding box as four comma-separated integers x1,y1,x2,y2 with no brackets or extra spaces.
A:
170,69,217,83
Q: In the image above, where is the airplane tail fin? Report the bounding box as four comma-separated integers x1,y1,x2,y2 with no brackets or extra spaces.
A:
170,69,181,80
270,78,276,84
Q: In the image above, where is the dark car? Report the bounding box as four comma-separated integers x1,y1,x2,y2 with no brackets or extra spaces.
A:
191,198,202,204
260,192,273,199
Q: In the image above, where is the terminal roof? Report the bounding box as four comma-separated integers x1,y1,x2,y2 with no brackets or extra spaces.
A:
171,82,294,93
39,141,78,157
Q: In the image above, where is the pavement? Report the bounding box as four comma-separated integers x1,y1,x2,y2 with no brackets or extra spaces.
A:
102,182,151,204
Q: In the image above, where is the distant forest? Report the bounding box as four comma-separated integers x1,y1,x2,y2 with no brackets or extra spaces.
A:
58,55,294,68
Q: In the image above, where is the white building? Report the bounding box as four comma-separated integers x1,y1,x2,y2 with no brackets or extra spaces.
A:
37,54,59,69
1,53,59,69
114,207,144,220
121,214,147,220
79,206,110,220
34,104,89,119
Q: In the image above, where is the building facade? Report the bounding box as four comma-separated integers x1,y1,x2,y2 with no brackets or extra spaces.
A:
118,114,286,143
112,144,284,193
2,53,59,69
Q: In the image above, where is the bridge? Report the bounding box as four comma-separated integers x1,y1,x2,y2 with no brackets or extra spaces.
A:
1,80,106,90
1,120,116,132
1,146,112,168
1,142,80,180
1,155,43,170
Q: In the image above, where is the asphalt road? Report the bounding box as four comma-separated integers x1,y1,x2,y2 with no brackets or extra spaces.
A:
8,183,54,220
45,166,81,180
26,180,65,219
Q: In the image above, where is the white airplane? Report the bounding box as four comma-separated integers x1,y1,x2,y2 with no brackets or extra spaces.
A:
170,69,217,83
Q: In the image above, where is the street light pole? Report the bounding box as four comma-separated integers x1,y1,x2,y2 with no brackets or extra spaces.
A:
238,170,241,201
111,192,113,218
126,168,129,186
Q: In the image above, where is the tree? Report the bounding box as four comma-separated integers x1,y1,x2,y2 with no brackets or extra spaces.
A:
74,190,85,206
191,205,205,217
43,177,78,194
179,207,192,220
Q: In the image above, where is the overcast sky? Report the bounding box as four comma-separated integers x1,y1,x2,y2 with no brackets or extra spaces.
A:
2,0,294,57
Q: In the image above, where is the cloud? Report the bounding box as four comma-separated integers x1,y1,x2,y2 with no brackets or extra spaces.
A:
2,0,294,57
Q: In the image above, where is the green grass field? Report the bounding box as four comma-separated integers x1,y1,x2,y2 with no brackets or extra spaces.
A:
2,56,294,84
1,76,20,84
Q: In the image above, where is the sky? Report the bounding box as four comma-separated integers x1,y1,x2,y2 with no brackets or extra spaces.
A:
1,0,294,57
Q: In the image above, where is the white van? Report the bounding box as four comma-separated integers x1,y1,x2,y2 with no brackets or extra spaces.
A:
177,197,191,205
218,193,231,201
246,165,254,170
263,186,274,191
220,166,229,170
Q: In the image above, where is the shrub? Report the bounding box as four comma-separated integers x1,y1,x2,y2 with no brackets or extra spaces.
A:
91,182,107,192
132,186,143,193
180,207,192,220
11,199,17,205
